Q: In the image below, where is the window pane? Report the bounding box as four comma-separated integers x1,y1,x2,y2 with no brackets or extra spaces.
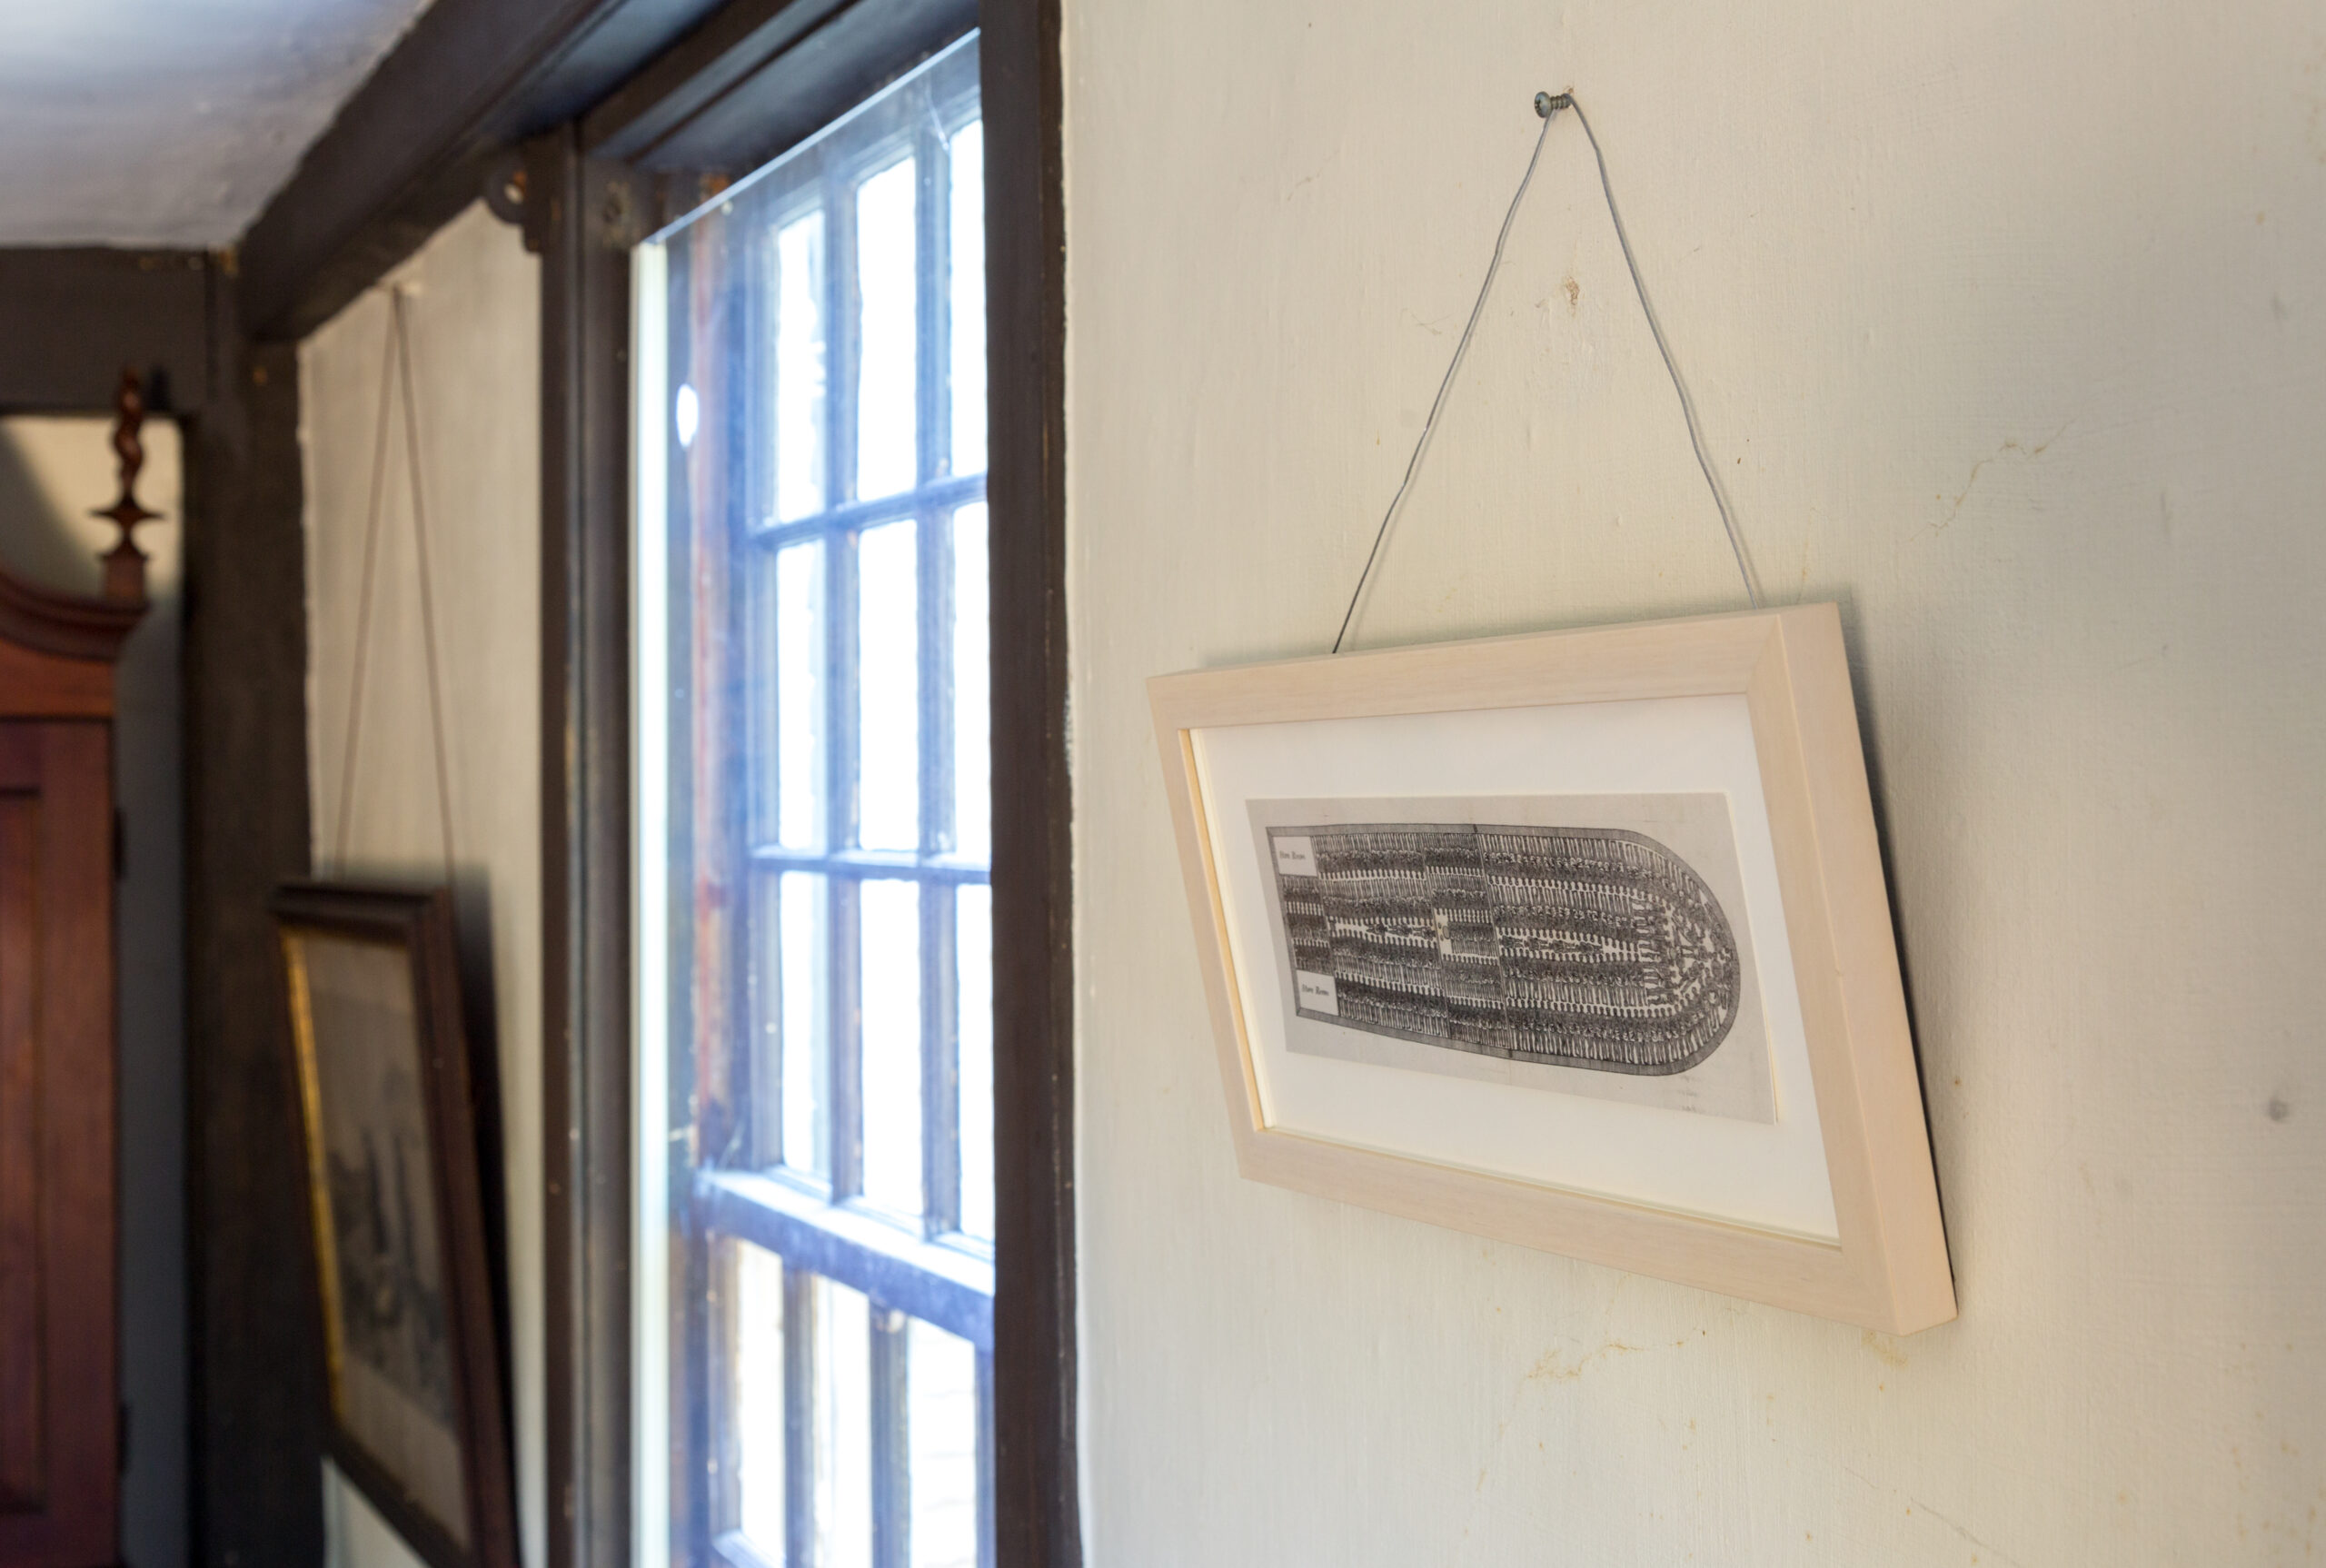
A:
748,870,781,1161
860,880,923,1216
651,37,990,1568
956,884,992,1241
856,520,919,850
949,504,989,863
775,210,830,521
814,1277,874,1568
781,871,830,1177
948,121,985,478
733,1242,786,1551
908,1319,978,1568
776,539,826,849
855,157,919,501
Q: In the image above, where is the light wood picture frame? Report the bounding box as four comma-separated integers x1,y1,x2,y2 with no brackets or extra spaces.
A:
1149,604,1955,1335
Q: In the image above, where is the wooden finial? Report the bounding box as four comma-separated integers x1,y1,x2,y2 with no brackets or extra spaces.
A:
92,367,160,602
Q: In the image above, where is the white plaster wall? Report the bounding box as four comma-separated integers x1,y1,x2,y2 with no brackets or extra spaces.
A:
1064,1,2326,1563
299,201,543,1568
0,415,185,1568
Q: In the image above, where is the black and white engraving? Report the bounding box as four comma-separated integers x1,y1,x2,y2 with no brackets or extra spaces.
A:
1270,821,1743,1076
296,933,471,1539
316,1009,456,1424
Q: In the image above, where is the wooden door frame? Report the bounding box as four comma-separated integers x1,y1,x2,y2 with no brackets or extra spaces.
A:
0,245,324,1568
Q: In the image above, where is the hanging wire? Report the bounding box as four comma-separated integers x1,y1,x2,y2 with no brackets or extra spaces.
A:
1333,91,1760,654
1330,97,1557,654
1558,94,1759,611
392,289,460,886
332,284,460,886
333,298,402,871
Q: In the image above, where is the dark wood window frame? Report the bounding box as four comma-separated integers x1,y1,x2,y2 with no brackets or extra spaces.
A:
207,0,1069,1564
534,4,1074,1567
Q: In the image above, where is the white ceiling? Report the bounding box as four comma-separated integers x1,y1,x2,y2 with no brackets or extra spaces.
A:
0,0,435,248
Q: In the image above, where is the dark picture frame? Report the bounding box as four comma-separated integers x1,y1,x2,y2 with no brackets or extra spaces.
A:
271,882,519,1568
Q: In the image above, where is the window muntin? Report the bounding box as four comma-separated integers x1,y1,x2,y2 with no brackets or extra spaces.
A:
648,35,991,1568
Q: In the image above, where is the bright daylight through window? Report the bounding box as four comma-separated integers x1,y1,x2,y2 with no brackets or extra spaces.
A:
635,35,991,1568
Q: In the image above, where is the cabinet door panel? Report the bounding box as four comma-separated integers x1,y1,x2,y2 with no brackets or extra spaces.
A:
0,723,115,1568
0,792,42,1511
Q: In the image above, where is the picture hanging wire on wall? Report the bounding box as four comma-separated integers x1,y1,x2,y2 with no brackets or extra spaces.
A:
1334,93,1762,654
1154,94,1953,1332
333,284,458,883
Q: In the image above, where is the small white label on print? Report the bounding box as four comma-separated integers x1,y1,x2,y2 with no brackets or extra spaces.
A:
1294,971,1338,1014
1273,835,1317,876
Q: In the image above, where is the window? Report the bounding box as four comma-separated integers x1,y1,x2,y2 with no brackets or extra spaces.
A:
637,36,992,1568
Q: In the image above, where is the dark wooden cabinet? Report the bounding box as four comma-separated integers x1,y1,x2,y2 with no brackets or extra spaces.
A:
0,552,144,1568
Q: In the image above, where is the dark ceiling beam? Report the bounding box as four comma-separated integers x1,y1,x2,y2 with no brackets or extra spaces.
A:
235,0,981,342
234,0,732,343
0,249,214,414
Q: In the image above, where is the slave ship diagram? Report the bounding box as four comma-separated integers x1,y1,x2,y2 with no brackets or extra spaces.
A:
1267,821,1744,1077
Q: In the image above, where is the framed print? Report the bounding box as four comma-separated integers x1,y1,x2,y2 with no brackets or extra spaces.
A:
1148,604,1956,1334
271,883,518,1568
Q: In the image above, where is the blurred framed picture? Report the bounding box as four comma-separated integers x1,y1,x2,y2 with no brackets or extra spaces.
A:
272,883,517,1568
1148,604,1955,1334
